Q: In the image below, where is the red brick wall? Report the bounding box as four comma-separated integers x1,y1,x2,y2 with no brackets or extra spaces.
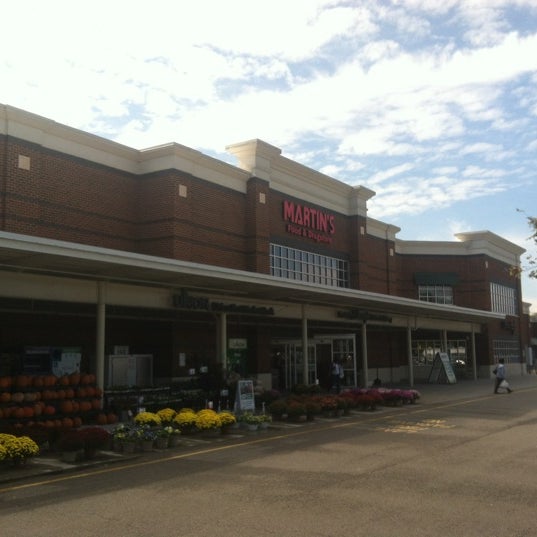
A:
2,137,138,250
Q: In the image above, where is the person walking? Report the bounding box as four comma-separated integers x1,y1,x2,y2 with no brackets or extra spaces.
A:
330,359,342,394
493,358,512,393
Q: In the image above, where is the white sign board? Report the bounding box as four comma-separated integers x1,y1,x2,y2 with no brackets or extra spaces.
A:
236,380,255,412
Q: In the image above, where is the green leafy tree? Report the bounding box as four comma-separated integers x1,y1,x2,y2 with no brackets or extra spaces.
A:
514,211,537,279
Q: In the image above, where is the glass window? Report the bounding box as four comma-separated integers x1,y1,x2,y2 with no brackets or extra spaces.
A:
270,243,349,288
492,339,520,364
418,285,453,304
490,283,517,315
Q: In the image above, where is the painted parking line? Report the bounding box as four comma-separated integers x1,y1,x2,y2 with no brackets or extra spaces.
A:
377,418,455,434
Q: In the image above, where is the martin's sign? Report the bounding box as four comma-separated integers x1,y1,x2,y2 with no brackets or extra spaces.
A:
283,200,335,244
173,289,274,316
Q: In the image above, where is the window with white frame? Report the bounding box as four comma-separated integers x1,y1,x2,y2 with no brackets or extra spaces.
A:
492,339,520,364
490,282,517,315
270,243,349,287
418,285,453,304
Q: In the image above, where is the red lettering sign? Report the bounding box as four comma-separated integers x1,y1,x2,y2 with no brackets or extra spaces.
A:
283,200,335,234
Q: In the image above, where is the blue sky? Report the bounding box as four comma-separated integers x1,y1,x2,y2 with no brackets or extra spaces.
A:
2,0,537,312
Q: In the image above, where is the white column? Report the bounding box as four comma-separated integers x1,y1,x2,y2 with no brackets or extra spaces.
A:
407,326,414,387
96,281,106,390
219,313,227,371
471,328,477,380
301,305,309,384
361,322,368,388
442,329,448,353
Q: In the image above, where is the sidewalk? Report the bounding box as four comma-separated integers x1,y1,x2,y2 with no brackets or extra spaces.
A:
412,373,537,404
2,374,537,487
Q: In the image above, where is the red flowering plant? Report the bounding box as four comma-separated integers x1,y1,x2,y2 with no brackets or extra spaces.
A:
318,395,338,412
80,427,111,451
285,400,307,419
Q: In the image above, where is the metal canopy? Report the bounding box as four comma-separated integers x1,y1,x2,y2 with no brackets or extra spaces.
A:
0,231,503,323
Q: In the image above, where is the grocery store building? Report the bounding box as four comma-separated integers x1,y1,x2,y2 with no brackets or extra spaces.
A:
0,105,531,394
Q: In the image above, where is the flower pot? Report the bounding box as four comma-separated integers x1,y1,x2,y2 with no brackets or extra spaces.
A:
84,448,98,460
168,435,182,447
122,441,137,454
61,449,84,463
141,440,154,451
200,428,221,439
155,437,169,449
246,423,259,432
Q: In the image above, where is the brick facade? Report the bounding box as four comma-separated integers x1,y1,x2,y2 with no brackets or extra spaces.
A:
0,105,530,388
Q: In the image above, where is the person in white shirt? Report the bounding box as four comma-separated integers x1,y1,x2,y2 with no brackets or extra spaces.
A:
494,358,513,394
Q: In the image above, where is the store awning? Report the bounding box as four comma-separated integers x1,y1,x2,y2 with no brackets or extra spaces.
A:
0,231,504,324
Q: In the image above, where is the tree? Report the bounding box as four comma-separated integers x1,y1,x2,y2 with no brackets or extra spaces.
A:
513,211,537,279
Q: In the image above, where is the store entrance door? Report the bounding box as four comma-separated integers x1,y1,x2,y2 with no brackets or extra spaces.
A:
272,334,356,391
271,340,316,390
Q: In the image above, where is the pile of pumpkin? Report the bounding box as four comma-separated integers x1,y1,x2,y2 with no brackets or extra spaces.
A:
0,373,118,430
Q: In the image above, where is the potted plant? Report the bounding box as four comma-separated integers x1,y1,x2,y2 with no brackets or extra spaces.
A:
112,424,140,453
195,409,222,437
80,427,111,458
156,407,177,424
304,398,322,420
57,430,85,462
0,433,40,467
155,427,171,449
162,425,182,447
173,409,198,434
268,399,287,420
134,411,162,428
138,426,157,450
286,400,307,422
218,411,238,433
257,413,272,429
238,412,261,431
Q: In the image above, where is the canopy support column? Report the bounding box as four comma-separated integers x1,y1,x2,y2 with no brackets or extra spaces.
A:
96,281,106,390
361,322,368,388
407,326,414,388
302,304,308,384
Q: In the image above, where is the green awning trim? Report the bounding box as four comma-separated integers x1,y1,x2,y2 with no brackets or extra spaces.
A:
414,272,459,285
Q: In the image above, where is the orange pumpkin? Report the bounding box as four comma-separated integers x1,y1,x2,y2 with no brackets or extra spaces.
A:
81,374,91,385
107,413,118,424
13,407,25,419
44,405,56,416
45,375,57,387
23,406,34,418
59,375,69,386
0,376,12,389
11,392,25,404
24,392,37,402
15,375,30,388
62,417,74,429
76,387,87,398
85,386,95,397
33,403,42,416
91,398,102,410
69,372,81,386
65,388,75,399
33,375,44,388
0,392,11,403
60,400,74,414
96,413,108,425
73,416,82,427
